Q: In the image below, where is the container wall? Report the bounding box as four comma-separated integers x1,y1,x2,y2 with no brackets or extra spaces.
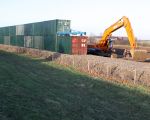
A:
16,36,24,47
3,27,9,36
57,36,72,54
9,26,16,36
43,21,49,35
43,20,71,35
43,20,57,35
33,36,44,49
34,22,43,36
4,36,10,45
71,36,87,55
44,35,56,51
10,36,16,46
2,28,5,36
16,25,24,35
56,20,70,33
24,36,34,48
0,28,3,36
24,24,34,36
0,36,4,44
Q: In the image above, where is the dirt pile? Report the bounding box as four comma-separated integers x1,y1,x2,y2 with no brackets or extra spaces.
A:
0,45,150,87
55,55,150,86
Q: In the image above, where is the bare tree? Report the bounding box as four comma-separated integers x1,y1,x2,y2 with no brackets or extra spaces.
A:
88,33,97,44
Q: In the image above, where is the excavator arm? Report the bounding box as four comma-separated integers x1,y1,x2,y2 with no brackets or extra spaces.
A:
96,16,136,57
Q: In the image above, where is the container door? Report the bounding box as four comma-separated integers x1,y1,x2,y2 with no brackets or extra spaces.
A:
16,36,24,47
24,36,34,48
33,36,44,49
44,35,56,51
16,25,24,35
71,36,87,55
4,36,10,45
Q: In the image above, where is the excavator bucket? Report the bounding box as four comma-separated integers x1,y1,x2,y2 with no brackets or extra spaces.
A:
131,49,150,62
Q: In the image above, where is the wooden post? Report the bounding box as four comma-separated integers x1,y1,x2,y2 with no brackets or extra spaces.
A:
107,64,109,78
72,57,74,67
52,54,53,61
134,69,136,84
88,60,90,71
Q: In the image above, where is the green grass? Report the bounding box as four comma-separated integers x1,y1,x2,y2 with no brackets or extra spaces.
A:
0,50,150,120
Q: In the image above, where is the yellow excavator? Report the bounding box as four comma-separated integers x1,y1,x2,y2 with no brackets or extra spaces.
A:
88,16,148,61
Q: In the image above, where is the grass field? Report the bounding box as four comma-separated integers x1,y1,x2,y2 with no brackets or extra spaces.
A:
0,50,150,120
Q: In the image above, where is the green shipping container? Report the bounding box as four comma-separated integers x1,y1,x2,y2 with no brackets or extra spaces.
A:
24,24,34,36
33,22,43,36
9,26,16,36
43,20,57,35
3,27,9,36
0,36,4,44
16,36,24,47
33,36,44,49
0,28,3,36
10,36,24,46
44,35,72,54
57,20,70,33
57,36,72,54
10,36,16,46
44,35,57,51
43,20,71,35
16,25,24,35
0,19,71,53
4,36,10,45
24,36,34,48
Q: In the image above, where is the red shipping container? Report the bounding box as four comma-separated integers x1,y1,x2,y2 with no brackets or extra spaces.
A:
71,36,87,55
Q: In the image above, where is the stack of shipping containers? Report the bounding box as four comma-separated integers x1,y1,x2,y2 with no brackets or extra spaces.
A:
0,19,87,55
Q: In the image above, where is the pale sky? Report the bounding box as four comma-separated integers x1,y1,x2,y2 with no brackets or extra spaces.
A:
0,0,150,39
